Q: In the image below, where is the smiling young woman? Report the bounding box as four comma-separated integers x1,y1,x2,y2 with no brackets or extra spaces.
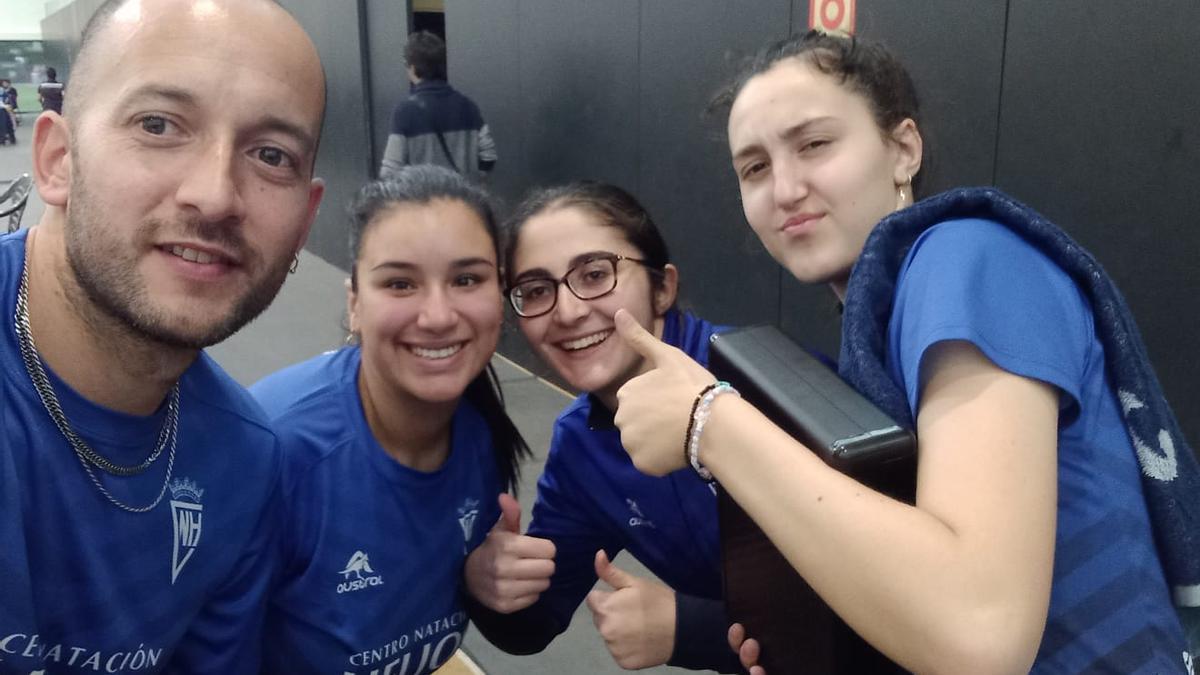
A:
461,181,744,673
608,31,1198,675
249,166,529,675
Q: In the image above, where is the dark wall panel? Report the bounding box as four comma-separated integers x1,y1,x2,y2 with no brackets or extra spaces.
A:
825,0,1008,192
780,0,1008,358
446,0,523,202
516,0,640,189
364,0,413,177
279,0,374,270
996,0,1200,445
639,0,790,328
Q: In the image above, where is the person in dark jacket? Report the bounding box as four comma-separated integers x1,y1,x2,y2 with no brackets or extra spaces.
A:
38,67,65,115
0,79,17,144
380,31,496,181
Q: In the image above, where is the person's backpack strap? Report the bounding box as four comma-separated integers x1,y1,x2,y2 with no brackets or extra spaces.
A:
411,95,460,173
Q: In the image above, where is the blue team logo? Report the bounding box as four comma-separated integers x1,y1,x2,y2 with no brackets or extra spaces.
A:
169,478,204,584
337,551,384,593
457,498,480,550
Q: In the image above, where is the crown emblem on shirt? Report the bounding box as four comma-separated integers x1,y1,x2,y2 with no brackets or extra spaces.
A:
169,477,204,585
169,477,204,503
457,498,480,550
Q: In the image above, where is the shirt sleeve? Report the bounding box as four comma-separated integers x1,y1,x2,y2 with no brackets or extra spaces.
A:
380,134,408,178
477,124,497,172
890,218,1093,417
669,592,744,673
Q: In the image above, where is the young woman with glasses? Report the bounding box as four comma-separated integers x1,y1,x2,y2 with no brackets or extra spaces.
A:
464,181,742,673
249,166,529,674
610,31,1196,674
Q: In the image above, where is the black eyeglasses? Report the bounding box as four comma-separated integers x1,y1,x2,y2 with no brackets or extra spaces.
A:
507,253,657,318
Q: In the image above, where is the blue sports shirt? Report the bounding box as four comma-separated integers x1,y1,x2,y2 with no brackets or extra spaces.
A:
888,219,1189,674
0,229,283,674
250,347,501,675
469,310,739,671
526,311,724,603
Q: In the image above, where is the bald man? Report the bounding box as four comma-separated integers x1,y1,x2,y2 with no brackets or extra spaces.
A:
0,0,325,672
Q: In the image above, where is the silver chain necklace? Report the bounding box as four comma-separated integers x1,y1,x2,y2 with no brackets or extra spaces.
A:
14,252,181,513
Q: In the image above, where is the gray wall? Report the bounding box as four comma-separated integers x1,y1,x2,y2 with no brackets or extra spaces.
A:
40,0,1200,446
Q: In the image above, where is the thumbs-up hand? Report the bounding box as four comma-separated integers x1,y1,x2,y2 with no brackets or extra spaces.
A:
464,493,557,613
613,309,718,476
585,549,676,669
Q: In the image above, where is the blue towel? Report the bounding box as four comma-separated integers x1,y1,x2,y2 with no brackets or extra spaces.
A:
837,186,1200,608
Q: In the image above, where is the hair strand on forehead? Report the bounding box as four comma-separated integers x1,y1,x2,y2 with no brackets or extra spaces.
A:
348,166,499,291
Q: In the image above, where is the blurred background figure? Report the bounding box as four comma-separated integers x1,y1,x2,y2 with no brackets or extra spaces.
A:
380,31,496,182
37,67,64,114
0,79,17,144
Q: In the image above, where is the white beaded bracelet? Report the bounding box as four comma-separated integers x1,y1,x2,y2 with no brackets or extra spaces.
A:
688,381,739,481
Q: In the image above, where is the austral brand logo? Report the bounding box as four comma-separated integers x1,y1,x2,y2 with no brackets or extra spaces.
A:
626,498,656,529
457,498,479,552
169,478,204,584
337,551,384,594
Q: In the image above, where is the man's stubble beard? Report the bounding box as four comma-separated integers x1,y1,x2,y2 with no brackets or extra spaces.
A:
62,165,293,351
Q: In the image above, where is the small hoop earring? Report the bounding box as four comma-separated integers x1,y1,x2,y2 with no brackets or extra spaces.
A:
345,331,359,346
289,254,300,274
896,173,913,210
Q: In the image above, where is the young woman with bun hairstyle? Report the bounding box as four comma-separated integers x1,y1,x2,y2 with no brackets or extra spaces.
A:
612,31,1197,674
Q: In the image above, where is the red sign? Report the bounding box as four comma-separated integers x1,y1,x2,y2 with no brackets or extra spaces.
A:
809,0,856,35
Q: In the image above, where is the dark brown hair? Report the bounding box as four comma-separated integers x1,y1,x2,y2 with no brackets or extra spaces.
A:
502,181,672,298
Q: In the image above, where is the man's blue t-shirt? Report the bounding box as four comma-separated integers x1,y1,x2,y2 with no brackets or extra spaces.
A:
0,229,283,674
887,218,1189,674
250,347,502,675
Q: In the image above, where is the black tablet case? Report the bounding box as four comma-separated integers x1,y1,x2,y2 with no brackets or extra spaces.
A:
708,325,916,674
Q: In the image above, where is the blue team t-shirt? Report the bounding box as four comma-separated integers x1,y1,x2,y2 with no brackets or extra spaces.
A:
250,346,502,675
887,218,1188,673
0,229,283,674
526,310,724,627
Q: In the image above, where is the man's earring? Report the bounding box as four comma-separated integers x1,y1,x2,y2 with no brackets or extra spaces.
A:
289,254,300,274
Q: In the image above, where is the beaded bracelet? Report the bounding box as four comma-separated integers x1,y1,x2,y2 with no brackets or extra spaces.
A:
686,381,739,481
683,382,721,471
